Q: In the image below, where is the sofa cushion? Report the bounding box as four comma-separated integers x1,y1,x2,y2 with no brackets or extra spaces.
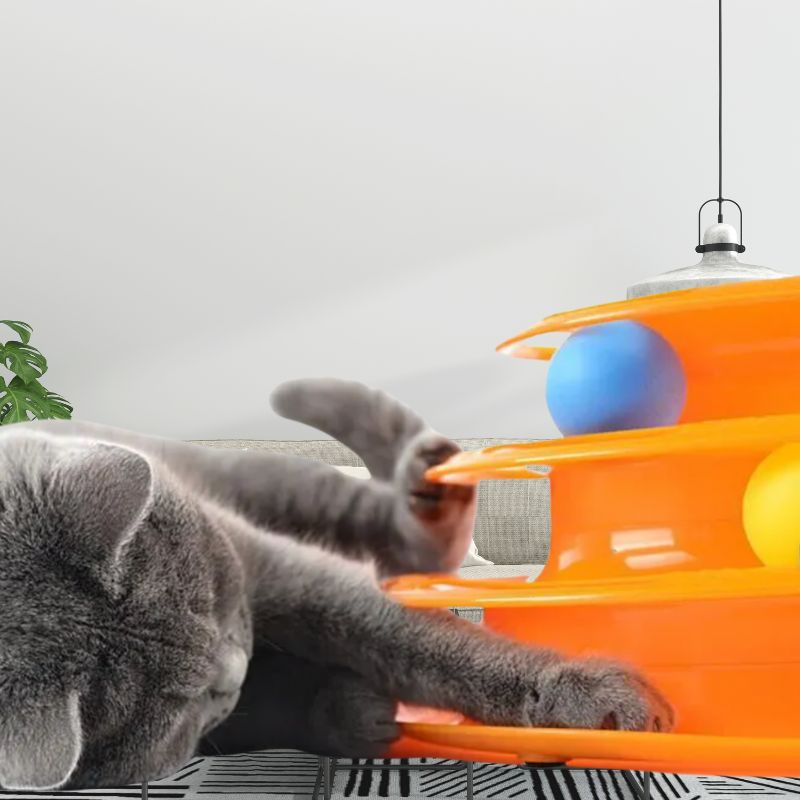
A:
458,564,543,580
449,565,543,623
473,475,550,566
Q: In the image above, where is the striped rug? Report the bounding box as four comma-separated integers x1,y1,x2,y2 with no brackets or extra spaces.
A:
0,752,797,800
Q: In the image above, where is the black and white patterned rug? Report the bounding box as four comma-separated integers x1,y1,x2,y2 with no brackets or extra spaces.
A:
1,752,798,800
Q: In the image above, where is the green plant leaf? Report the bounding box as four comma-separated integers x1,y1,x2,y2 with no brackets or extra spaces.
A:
37,389,73,420
0,320,33,345
0,376,47,423
21,378,73,419
0,341,48,383
0,376,72,425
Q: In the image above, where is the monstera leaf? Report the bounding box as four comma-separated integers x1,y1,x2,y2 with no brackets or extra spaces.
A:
0,340,48,383
0,320,33,345
0,320,73,425
0,320,47,383
0,376,73,424
35,384,73,420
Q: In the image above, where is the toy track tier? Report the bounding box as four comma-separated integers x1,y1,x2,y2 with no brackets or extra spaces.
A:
391,726,800,776
388,563,800,773
427,413,800,484
427,414,800,581
498,275,800,423
385,565,800,609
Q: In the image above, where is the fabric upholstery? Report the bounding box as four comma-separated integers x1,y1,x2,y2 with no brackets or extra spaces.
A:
458,564,543,580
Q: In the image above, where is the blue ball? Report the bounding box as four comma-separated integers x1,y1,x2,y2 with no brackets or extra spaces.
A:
545,320,686,436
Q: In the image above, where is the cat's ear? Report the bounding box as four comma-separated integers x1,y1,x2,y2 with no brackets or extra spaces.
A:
52,441,154,569
0,692,83,790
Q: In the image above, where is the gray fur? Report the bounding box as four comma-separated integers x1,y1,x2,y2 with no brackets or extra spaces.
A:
0,379,672,789
270,378,426,480
0,692,82,790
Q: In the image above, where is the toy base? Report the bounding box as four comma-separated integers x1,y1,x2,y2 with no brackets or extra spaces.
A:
388,569,800,776
391,726,800,777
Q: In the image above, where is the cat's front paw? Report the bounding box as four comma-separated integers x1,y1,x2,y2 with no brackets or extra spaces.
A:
527,658,674,732
394,432,476,572
309,672,400,758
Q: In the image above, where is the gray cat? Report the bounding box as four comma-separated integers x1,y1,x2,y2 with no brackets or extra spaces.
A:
0,379,672,791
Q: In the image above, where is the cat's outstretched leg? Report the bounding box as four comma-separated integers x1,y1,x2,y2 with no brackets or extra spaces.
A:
27,379,475,573
236,528,674,735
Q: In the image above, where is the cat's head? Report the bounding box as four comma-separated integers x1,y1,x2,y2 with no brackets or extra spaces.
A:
0,430,245,789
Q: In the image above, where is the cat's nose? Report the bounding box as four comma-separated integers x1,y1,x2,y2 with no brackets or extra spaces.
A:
212,643,248,694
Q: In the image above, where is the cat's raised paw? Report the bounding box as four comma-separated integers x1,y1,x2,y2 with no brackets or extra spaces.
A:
529,658,675,733
395,431,477,571
398,434,468,515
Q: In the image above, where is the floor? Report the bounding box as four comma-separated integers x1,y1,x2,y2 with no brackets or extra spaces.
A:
1,753,797,800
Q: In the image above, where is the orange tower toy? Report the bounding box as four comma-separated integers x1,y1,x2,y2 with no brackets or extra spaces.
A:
385,277,800,777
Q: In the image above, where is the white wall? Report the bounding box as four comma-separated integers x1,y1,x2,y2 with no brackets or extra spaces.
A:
1,1,797,440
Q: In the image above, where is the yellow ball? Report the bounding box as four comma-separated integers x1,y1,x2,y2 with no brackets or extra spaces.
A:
743,444,800,568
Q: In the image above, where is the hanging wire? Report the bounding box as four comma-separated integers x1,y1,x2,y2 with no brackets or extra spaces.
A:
717,0,723,222
696,0,744,253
